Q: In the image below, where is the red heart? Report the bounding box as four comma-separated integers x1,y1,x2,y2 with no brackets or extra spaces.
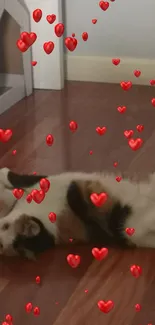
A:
99,1,110,11
150,79,155,86
90,192,108,207
55,23,65,37
46,134,54,146
117,106,126,113
135,303,141,312
69,120,78,132
16,39,29,52
65,37,77,52
98,300,114,313
33,307,40,316
72,33,75,37
115,176,122,182
48,212,56,223
20,32,37,46
67,254,81,268
0,129,13,142
130,264,142,278
92,247,108,261
92,19,97,24
29,32,37,45
112,58,120,66
134,70,141,78
82,32,88,41
120,81,132,91
136,124,144,132
43,41,55,54
125,227,135,236
25,302,33,313
31,189,45,204
33,9,42,23
128,138,143,151
113,161,118,167
26,194,32,203
12,188,24,199
151,98,155,107
96,126,107,135
124,130,134,139
40,178,50,193
46,14,56,24
31,61,37,67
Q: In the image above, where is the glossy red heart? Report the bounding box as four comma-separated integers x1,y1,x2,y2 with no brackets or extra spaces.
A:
120,81,132,91
124,130,134,139
130,264,142,278
46,134,54,146
31,189,45,204
31,61,37,67
65,37,77,51
151,98,155,107
25,302,33,313
117,106,126,113
46,14,56,24
5,314,12,322
16,39,29,52
99,1,109,11
48,212,56,223
35,276,41,284
0,129,13,142
113,161,118,167
128,138,143,151
26,194,32,203
12,188,24,199
69,120,78,132
43,41,55,54
33,9,42,23
96,126,107,135
20,32,37,46
112,58,120,66
150,79,155,86
98,300,114,313
67,254,81,268
40,178,50,193
92,19,97,24
82,32,88,41
125,227,135,236
33,307,40,316
90,192,108,207
136,124,144,132
92,247,108,261
134,70,141,77
55,23,65,37
135,303,141,312
115,176,122,182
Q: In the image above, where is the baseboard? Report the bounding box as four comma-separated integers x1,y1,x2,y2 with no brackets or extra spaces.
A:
0,73,24,88
65,55,155,85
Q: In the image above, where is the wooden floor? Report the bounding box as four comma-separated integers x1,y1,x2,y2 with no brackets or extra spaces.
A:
0,81,155,325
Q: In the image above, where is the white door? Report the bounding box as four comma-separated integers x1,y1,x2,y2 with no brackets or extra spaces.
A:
23,0,64,90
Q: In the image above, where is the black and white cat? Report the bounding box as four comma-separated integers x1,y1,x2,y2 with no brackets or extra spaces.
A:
0,167,155,259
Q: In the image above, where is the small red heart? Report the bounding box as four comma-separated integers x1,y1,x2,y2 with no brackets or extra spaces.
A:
128,138,143,151
12,188,24,199
65,37,77,52
150,79,155,86
0,129,13,142
35,276,41,284
99,1,110,11
46,14,56,24
31,189,45,204
40,178,50,193
151,98,155,107
12,149,17,155
120,81,132,91
72,33,75,37
117,106,126,113
92,247,108,261
69,120,78,132
16,39,29,52
115,176,122,182
112,58,120,66
135,303,141,312
33,307,40,316
125,227,135,236
96,126,107,135
43,41,55,54
134,70,141,78
5,314,12,322
48,212,56,223
46,134,54,146
67,254,81,268
136,124,144,132
124,130,134,139
130,265,142,278
25,302,33,313
92,19,97,24
33,9,42,23
29,32,37,45
82,32,88,41
26,194,32,203
89,150,93,155
98,300,114,313
20,32,31,46
90,192,108,207
113,161,118,167
69,238,73,242
31,61,37,66
54,23,65,37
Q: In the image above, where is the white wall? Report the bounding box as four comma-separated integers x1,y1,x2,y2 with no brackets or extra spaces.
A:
64,0,155,59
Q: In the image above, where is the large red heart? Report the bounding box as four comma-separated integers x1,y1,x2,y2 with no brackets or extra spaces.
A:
43,42,55,54
90,192,108,207
46,14,56,24
0,129,13,142
12,188,24,199
92,247,108,261
40,178,50,193
124,130,134,139
67,254,81,268
98,300,114,313
96,126,107,135
130,264,142,278
112,58,120,66
99,1,110,11
117,106,126,113
31,189,45,204
128,138,143,151
55,23,65,37
20,32,37,46
65,37,77,52
16,39,29,52
33,9,42,23
120,81,132,91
